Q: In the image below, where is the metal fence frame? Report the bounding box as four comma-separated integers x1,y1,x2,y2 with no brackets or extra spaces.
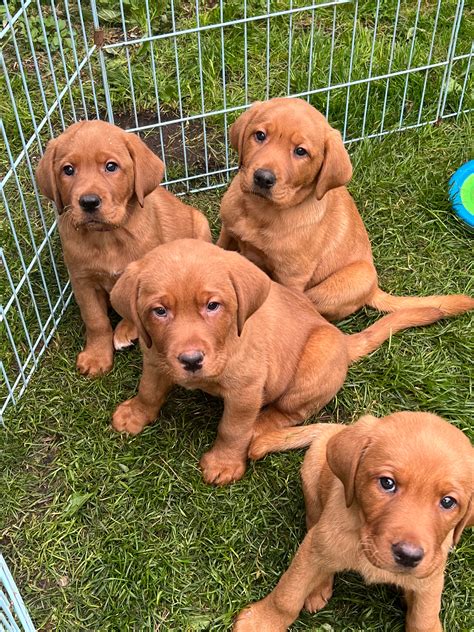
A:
1,1,472,627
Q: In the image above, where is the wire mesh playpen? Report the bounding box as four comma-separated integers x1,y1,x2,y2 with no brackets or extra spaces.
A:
1,0,472,628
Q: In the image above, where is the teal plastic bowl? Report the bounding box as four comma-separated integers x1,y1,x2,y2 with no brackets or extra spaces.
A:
449,160,474,232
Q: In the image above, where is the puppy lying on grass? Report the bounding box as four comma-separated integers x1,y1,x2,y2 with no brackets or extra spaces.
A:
36,120,211,376
219,97,474,321
110,240,466,486
236,412,474,632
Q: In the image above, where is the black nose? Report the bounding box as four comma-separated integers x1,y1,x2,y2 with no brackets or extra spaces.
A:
178,350,204,372
253,168,276,190
392,542,424,568
79,194,101,212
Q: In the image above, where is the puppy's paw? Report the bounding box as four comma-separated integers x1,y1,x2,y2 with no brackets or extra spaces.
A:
233,604,286,632
113,319,138,350
76,348,113,376
247,435,271,461
199,451,247,486
304,578,333,613
111,399,154,435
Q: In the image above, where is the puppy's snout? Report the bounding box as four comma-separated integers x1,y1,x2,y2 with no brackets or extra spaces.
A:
178,350,204,373
391,542,424,568
79,193,101,212
253,169,276,190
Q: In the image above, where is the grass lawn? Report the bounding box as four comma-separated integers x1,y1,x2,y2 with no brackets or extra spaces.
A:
1,118,473,631
1,1,473,630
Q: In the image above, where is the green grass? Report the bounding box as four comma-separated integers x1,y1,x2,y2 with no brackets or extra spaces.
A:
1,119,474,631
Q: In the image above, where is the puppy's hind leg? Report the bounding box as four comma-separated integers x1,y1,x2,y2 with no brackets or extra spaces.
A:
305,260,377,321
250,325,348,452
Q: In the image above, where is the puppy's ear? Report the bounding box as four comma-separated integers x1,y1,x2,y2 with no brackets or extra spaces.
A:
227,252,272,336
230,102,262,165
453,490,474,547
315,128,352,200
36,138,64,213
110,261,152,348
326,415,377,507
125,132,165,207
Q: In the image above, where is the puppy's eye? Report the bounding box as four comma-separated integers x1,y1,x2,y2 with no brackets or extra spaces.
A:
294,147,307,157
255,131,266,142
63,165,75,176
153,306,167,317
379,477,396,493
105,161,118,172
207,301,220,312
440,496,457,510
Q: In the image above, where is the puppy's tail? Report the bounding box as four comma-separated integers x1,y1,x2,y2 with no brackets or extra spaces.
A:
249,423,340,461
346,306,454,363
367,287,474,317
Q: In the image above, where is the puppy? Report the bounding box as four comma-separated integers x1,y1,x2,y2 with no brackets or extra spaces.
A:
110,239,461,486
36,121,211,376
236,412,474,632
218,98,474,321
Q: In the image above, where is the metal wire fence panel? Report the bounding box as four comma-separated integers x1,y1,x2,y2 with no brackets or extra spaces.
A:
0,554,35,631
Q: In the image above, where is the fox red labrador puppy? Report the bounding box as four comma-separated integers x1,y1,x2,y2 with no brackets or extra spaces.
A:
236,412,474,632
110,239,462,486
218,98,474,321
36,120,211,376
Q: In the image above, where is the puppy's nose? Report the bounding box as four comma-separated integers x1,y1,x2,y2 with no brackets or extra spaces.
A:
79,194,101,212
178,350,204,373
253,169,276,190
392,542,424,568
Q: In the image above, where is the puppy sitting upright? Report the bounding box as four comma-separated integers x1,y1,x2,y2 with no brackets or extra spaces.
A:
36,121,211,376
219,98,474,321
110,239,464,486
236,412,474,632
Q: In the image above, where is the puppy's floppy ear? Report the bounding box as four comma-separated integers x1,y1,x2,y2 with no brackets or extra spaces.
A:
452,494,473,547
326,415,377,507
227,251,272,336
124,132,165,207
110,261,152,348
230,101,262,165
315,128,352,200
36,138,64,213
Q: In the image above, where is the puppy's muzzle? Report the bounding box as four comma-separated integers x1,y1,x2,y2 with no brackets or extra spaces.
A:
253,168,276,190
178,350,204,373
79,193,102,213
391,541,424,568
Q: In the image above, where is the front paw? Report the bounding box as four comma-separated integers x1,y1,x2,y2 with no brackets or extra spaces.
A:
233,604,287,632
77,347,113,376
113,319,138,350
111,398,155,435
199,450,247,485
304,577,333,612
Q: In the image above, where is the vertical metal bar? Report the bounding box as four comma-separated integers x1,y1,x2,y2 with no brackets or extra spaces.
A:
49,0,77,120
438,0,465,119
416,0,442,125
266,0,270,99
457,42,473,116
325,4,337,119
195,0,210,186
244,0,249,104
119,0,139,129
63,0,88,118
306,7,316,102
144,0,169,180
398,0,422,128
89,0,114,122
170,0,190,186
77,0,100,119
287,0,294,95
379,0,401,133
220,0,230,174
361,0,381,138
342,0,358,141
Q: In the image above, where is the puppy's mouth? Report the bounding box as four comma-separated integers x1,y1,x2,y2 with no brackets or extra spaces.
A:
250,186,272,200
360,537,436,578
